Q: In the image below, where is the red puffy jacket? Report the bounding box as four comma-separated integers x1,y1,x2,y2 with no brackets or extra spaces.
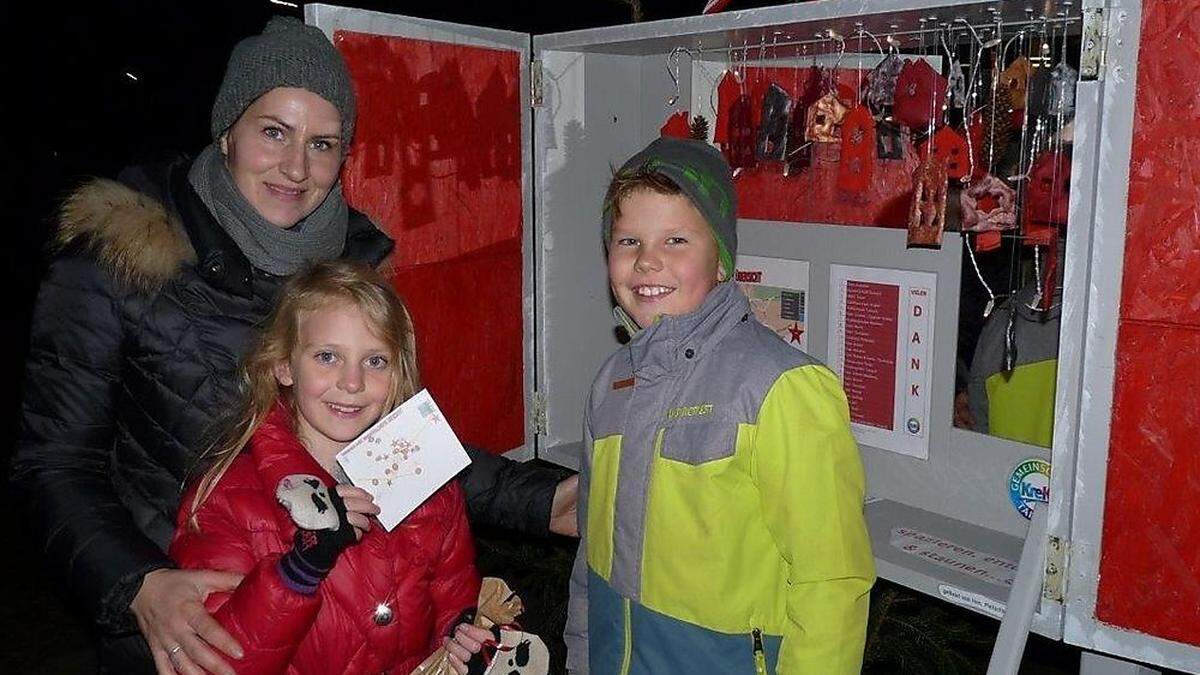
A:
169,404,480,675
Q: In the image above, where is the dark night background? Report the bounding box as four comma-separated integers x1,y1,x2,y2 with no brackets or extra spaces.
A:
0,1,1104,673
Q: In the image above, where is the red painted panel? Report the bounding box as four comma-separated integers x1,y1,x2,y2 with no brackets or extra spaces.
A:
1098,0,1200,646
334,30,525,453
719,66,919,227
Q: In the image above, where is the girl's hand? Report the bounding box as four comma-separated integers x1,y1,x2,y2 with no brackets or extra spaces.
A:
335,484,381,540
444,623,493,675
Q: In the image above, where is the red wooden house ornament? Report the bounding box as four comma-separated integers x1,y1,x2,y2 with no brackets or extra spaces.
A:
837,105,876,193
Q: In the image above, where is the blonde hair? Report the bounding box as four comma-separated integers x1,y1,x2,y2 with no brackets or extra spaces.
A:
187,260,420,527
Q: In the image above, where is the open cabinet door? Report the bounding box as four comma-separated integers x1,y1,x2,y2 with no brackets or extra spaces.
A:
306,4,534,457
1067,0,1200,671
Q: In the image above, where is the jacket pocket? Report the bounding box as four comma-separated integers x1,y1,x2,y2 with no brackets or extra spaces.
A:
659,414,737,465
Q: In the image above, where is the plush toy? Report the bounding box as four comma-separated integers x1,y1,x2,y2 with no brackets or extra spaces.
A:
276,474,341,531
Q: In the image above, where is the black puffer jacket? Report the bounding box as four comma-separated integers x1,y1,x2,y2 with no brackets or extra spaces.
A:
12,158,560,642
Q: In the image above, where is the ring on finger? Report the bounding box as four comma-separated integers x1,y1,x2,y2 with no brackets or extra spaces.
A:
168,644,183,660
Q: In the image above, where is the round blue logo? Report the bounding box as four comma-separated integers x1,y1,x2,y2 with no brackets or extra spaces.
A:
1008,458,1051,520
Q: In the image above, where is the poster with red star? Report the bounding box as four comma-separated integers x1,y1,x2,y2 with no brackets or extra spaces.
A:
336,389,469,530
735,255,810,353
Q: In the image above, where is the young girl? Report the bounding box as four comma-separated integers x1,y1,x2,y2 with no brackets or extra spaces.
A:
170,260,482,675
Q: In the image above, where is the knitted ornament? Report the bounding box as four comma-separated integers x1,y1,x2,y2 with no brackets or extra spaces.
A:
907,157,949,247
1000,57,1032,109
1026,150,1071,225
784,66,826,175
960,174,1017,232
837,105,876,193
892,59,948,131
1048,62,1078,117
804,92,848,143
866,53,903,113
919,126,971,180
726,94,757,169
756,83,793,160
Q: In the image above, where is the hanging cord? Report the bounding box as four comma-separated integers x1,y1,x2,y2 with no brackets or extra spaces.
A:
966,234,999,317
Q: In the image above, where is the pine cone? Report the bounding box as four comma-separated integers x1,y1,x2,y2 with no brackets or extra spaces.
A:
690,115,710,141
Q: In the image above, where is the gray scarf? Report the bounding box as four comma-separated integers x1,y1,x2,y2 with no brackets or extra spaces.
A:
188,144,348,276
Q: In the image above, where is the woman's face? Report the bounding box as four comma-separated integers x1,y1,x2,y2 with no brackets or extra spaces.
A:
221,87,343,229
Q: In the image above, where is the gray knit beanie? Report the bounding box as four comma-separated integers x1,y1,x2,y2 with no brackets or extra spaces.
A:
211,17,356,147
603,137,738,277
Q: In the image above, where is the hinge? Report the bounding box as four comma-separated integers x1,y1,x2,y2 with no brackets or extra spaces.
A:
531,59,544,108
531,391,548,435
1079,7,1107,82
1042,535,1069,603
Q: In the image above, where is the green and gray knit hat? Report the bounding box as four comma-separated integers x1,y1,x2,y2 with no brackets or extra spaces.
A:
602,137,738,277
211,17,356,147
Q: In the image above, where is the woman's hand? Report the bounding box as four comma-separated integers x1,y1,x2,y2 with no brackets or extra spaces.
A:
549,474,579,537
444,623,493,675
335,484,381,540
130,568,244,675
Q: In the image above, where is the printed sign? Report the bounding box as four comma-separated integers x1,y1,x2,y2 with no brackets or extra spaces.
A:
337,389,470,530
938,584,1006,619
828,265,936,459
1009,457,1051,520
890,526,1017,588
735,255,810,352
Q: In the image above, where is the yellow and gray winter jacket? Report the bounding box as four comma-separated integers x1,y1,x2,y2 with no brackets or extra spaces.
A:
564,282,875,675
967,282,1061,448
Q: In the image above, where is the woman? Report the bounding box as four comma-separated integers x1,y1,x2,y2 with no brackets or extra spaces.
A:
12,17,575,675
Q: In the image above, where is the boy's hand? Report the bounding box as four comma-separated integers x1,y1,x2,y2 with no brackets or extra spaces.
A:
444,623,493,675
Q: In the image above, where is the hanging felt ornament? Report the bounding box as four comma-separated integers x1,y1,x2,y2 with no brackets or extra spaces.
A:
892,59,949,131
1001,57,1032,110
907,157,949,248
875,120,905,160
973,82,1015,176
784,66,827,175
866,53,903,114
661,110,691,139
837,105,876,194
1026,150,1072,226
919,126,971,180
726,94,757,170
1048,62,1078,117
947,58,967,108
755,83,793,160
804,91,848,143
713,70,740,145
960,174,1017,232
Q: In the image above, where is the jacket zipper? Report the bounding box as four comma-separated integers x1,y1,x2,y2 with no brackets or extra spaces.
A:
620,598,633,675
751,627,768,675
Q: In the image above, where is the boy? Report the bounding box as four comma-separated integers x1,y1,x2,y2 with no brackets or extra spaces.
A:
564,137,875,674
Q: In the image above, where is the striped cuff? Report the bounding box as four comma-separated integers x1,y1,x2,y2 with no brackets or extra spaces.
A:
277,551,329,595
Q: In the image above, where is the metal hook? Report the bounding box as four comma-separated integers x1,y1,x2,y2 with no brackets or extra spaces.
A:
665,46,689,107
857,25,886,56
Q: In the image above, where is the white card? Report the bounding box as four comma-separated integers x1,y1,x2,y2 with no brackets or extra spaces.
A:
336,389,470,530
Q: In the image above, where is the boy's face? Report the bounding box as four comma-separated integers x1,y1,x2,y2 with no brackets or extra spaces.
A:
608,189,723,329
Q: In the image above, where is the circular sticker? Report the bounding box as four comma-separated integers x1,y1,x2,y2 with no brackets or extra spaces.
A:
1008,457,1051,520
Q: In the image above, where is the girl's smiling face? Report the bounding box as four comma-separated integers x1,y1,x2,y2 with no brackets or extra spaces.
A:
607,189,723,328
274,303,393,464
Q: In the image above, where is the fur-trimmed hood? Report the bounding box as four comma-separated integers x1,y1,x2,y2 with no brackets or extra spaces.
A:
57,178,196,294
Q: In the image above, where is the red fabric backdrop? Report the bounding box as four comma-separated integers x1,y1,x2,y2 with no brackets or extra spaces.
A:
1096,0,1200,646
335,30,525,453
